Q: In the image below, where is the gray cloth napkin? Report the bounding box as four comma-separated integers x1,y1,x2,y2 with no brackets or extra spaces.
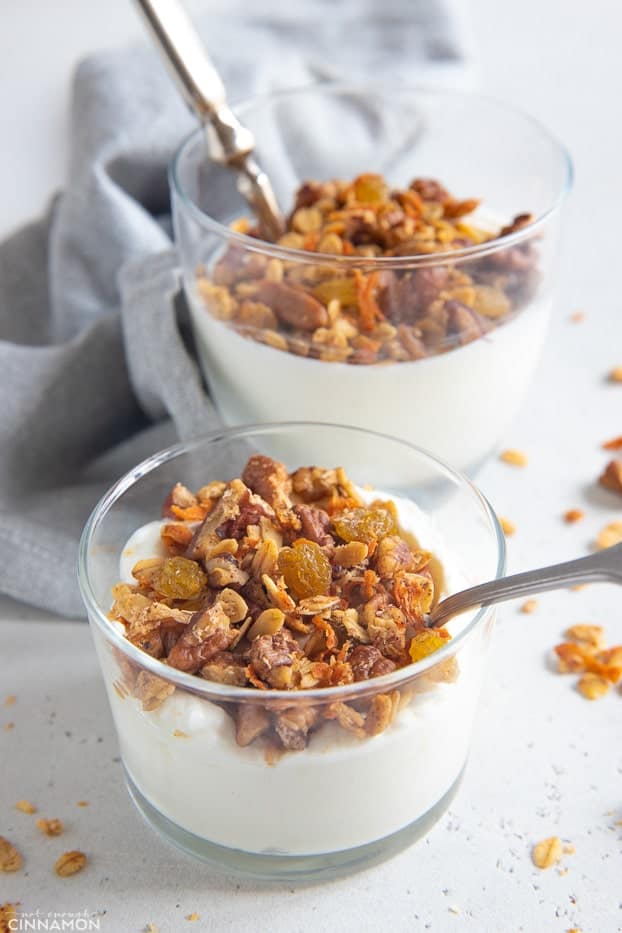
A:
0,0,470,618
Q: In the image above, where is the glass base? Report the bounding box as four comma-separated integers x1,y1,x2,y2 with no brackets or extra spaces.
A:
124,764,465,882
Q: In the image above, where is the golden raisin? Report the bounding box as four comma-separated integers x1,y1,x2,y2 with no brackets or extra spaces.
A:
277,539,331,600
312,277,358,306
333,508,396,544
153,557,207,599
409,629,451,663
353,173,388,203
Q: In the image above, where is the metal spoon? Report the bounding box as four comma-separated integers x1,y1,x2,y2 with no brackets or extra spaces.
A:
427,542,622,628
134,0,285,240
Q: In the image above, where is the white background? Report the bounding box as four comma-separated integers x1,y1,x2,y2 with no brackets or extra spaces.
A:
2,1,622,932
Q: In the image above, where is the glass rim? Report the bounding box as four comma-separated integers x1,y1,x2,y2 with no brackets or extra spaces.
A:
78,420,507,703
169,82,573,270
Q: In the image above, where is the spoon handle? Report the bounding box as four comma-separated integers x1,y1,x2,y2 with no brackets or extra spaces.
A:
429,542,622,628
134,0,284,238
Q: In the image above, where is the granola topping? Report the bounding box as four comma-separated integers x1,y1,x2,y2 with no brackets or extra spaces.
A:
110,457,455,753
197,174,538,366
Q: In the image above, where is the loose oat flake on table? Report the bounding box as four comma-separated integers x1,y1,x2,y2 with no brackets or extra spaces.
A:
196,174,539,365
109,455,457,755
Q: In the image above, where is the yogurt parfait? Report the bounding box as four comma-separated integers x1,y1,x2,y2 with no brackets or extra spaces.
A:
171,87,571,472
79,424,505,879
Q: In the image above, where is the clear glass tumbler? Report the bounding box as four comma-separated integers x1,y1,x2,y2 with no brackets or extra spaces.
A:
78,423,505,880
170,85,571,473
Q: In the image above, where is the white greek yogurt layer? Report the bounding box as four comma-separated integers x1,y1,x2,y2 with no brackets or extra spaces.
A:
100,494,486,856
187,289,550,473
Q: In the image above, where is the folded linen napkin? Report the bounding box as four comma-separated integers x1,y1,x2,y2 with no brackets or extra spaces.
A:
0,0,471,617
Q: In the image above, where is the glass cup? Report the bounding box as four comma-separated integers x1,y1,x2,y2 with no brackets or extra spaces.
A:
78,423,505,880
170,85,571,474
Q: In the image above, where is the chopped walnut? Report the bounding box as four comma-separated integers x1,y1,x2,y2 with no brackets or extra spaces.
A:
598,459,622,494
294,504,333,546
274,706,319,750
134,671,175,711
55,850,87,877
0,837,21,872
531,836,563,869
236,704,270,747
242,455,294,515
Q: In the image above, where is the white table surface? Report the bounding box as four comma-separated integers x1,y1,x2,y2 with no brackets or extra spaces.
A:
2,1,622,931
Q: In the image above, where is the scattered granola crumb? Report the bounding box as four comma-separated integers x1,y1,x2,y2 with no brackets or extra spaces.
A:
36,818,64,837
500,449,528,467
186,913,200,922
570,310,585,322
4,695,16,707
76,801,89,808
571,583,588,591
5,722,14,731
599,459,622,494
608,366,622,383
596,521,622,549
0,903,19,930
54,850,87,877
602,434,622,451
565,624,604,649
448,906,460,915
15,800,37,814
143,924,159,933
563,508,584,523
577,672,610,700
499,516,516,536
0,837,22,872
532,836,563,869
521,599,538,614
172,729,189,738
563,843,576,855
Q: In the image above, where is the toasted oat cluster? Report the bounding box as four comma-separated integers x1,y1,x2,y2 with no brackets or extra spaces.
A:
110,456,454,751
197,173,538,364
